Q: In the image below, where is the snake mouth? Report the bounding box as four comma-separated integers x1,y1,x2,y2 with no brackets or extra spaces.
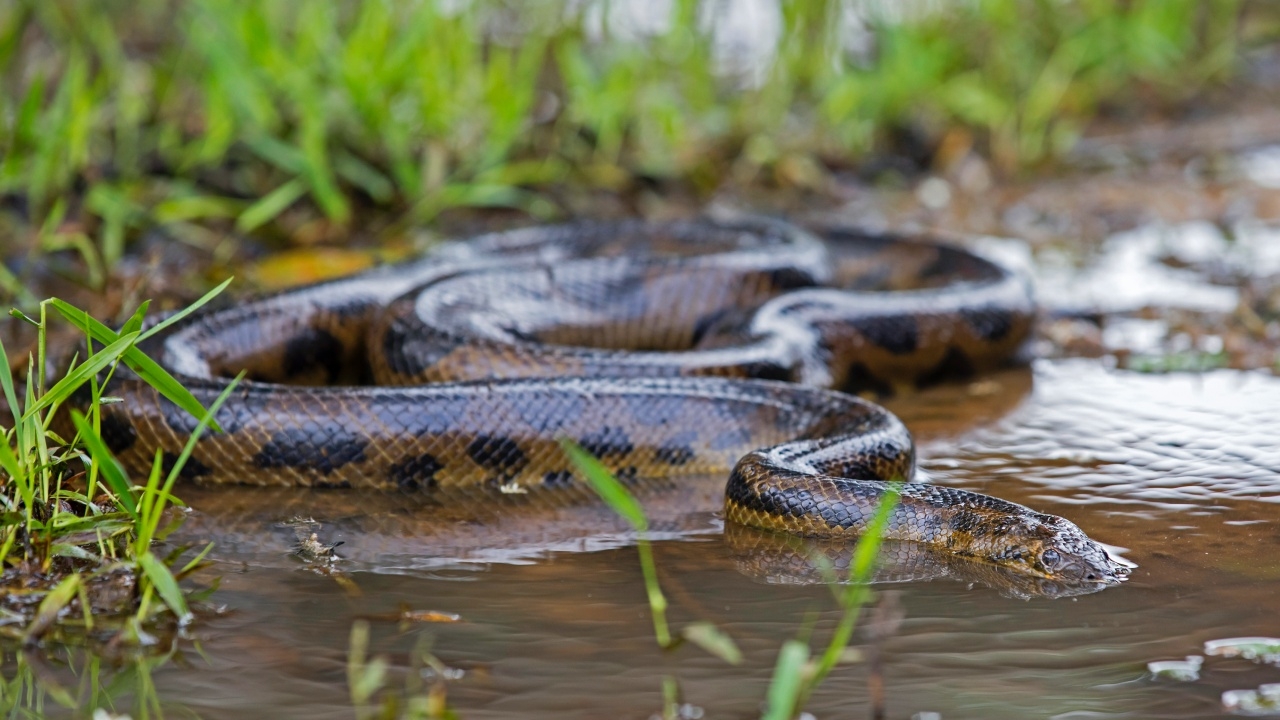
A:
1044,547,1132,585
1054,561,1129,584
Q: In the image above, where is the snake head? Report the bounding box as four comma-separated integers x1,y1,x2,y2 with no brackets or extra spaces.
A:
986,512,1130,585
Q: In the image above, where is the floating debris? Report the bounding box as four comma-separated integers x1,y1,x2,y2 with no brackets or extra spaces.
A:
283,517,345,564
1205,638,1280,666
1223,683,1280,717
359,607,464,625
1148,655,1204,681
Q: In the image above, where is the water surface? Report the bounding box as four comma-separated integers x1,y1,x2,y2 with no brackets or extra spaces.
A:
78,359,1276,719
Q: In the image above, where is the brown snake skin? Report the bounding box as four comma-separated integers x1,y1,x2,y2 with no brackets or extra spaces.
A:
88,219,1128,587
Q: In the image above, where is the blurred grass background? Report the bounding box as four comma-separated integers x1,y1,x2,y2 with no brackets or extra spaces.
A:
1,0,1276,297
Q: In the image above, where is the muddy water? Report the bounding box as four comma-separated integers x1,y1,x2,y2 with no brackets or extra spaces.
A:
41,358,1256,719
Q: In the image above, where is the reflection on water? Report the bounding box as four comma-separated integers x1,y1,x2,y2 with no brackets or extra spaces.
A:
7,360,1280,718
724,523,1122,600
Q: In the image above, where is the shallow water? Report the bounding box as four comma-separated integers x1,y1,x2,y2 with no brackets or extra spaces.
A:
17,358,1269,719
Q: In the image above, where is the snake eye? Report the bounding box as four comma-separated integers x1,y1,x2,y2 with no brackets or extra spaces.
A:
1041,549,1061,569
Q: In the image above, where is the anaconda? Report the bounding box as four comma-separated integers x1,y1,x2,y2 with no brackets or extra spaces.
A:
86,219,1128,587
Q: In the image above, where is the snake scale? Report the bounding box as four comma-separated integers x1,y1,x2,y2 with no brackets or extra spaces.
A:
89,219,1127,586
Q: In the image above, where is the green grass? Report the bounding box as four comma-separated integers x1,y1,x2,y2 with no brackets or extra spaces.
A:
0,0,1269,295
1,645,177,718
0,286,230,648
347,620,461,720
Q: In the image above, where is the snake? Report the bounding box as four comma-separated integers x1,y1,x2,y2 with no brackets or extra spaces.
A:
85,218,1128,587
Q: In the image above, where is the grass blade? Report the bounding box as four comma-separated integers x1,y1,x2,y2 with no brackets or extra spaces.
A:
236,178,307,233
763,639,810,720
46,299,221,432
69,410,137,517
0,333,20,420
562,439,672,647
559,439,647,531
0,440,21,489
848,484,901,585
20,331,139,420
136,550,191,624
134,278,233,343
119,300,152,336
22,574,81,646
681,622,742,665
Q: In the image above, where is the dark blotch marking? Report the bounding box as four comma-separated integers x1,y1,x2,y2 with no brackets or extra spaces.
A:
499,323,540,343
578,426,634,459
917,346,975,387
312,478,353,489
99,410,138,454
691,307,747,345
851,315,918,355
960,307,1015,343
389,453,445,489
838,362,895,397
253,428,368,474
616,466,639,484
467,435,527,473
161,450,211,480
767,266,820,291
543,470,575,487
741,361,793,382
160,396,203,436
282,327,346,383
655,443,695,466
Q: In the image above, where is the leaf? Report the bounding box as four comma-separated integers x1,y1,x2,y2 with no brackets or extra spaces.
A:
137,550,192,625
0,436,21,487
134,277,233,343
762,639,810,720
334,150,394,203
682,622,742,665
236,178,307,233
46,298,223,433
22,574,81,645
49,543,99,561
347,619,390,704
0,332,20,420
176,541,216,580
151,194,244,224
20,331,140,421
119,300,152,336
70,410,137,517
559,439,647,531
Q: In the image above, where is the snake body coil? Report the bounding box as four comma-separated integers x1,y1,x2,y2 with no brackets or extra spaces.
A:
91,219,1127,586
